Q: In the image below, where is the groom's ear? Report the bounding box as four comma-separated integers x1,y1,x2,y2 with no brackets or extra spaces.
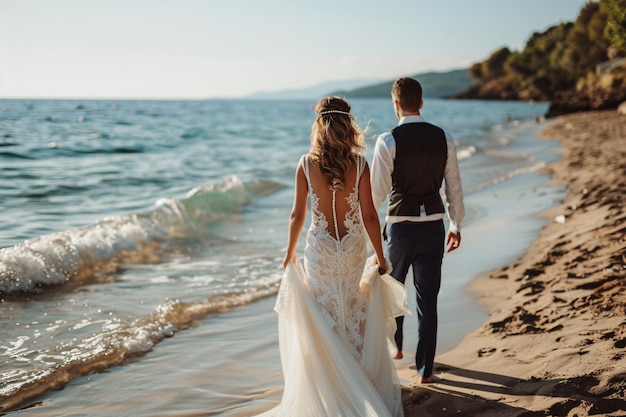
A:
393,99,402,118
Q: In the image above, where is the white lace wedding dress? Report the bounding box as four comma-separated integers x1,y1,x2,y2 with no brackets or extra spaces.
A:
259,155,407,417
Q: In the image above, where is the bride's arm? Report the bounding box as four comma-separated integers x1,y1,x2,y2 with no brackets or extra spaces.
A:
359,163,386,270
283,161,308,269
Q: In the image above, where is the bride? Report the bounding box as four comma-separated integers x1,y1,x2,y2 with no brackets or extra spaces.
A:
260,97,406,417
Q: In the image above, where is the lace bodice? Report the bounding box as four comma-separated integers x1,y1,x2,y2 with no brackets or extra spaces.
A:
302,154,368,355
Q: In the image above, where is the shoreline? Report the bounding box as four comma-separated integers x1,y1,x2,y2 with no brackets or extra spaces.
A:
401,109,626,416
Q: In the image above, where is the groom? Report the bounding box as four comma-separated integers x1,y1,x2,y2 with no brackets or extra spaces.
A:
371,77,465,384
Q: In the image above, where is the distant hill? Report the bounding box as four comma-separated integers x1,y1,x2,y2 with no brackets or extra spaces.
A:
332,69,473,98
246,78,384,100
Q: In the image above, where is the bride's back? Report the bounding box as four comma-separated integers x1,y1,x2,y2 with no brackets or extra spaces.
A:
306,157,361,240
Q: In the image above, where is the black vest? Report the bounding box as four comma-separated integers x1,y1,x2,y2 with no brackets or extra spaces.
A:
388,122,448,217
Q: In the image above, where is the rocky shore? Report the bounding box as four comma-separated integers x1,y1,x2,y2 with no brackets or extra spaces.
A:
545,74,626,118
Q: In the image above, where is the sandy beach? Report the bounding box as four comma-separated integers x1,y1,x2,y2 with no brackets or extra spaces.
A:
400,109,626,417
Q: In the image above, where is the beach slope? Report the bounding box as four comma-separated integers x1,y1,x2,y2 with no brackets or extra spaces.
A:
402,110,626,417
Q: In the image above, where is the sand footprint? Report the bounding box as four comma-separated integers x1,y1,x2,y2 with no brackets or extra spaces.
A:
477,347,497,357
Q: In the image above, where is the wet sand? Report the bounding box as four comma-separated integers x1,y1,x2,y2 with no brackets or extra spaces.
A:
401,109,626,416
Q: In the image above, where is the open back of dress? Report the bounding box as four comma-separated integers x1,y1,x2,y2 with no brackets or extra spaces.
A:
303,154,369,353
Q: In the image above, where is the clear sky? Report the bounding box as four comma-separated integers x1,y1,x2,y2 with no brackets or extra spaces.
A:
0,0,589,99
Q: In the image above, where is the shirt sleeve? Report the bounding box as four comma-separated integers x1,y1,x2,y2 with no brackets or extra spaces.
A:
443,131,465,233
371,132,395,210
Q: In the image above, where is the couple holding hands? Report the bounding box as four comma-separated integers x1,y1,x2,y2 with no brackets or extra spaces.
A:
263,77,464,417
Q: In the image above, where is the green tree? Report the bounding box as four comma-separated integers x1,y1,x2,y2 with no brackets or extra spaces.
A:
459,0,621,101
469,62,484,81
566,1,608,76
480,47,512,80
604,0,626,53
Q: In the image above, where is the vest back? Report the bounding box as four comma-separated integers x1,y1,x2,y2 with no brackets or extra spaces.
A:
388,122,447,217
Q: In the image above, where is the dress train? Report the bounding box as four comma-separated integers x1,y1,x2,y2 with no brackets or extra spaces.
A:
258,257,408,417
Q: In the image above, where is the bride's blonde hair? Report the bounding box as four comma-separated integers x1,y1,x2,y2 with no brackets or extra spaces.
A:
310,96,365,191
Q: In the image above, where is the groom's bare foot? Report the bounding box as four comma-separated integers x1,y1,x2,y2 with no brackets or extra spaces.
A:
393,351,403,360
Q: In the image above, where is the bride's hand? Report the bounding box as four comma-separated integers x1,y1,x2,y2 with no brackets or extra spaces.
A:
283,254,295,270
376,258,386,275
376,256,391,275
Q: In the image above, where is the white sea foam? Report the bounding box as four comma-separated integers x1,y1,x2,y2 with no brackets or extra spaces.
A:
457,145,476,160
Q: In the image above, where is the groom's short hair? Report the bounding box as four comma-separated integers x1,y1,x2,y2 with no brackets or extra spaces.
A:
392,77,422,113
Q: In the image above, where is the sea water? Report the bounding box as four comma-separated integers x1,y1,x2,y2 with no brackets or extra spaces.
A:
0,98,560,415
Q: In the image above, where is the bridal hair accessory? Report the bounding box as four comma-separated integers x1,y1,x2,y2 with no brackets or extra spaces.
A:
318,110,351,116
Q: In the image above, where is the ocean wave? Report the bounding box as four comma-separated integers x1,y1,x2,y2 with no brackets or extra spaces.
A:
467,161,547,193
0,151,35,160
483,148,535,160
456,145,476,161
0,287,277,411
0,146,145,162
180,127,206,139
19,184,91,199
0,176,284,295
54,146,145,155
